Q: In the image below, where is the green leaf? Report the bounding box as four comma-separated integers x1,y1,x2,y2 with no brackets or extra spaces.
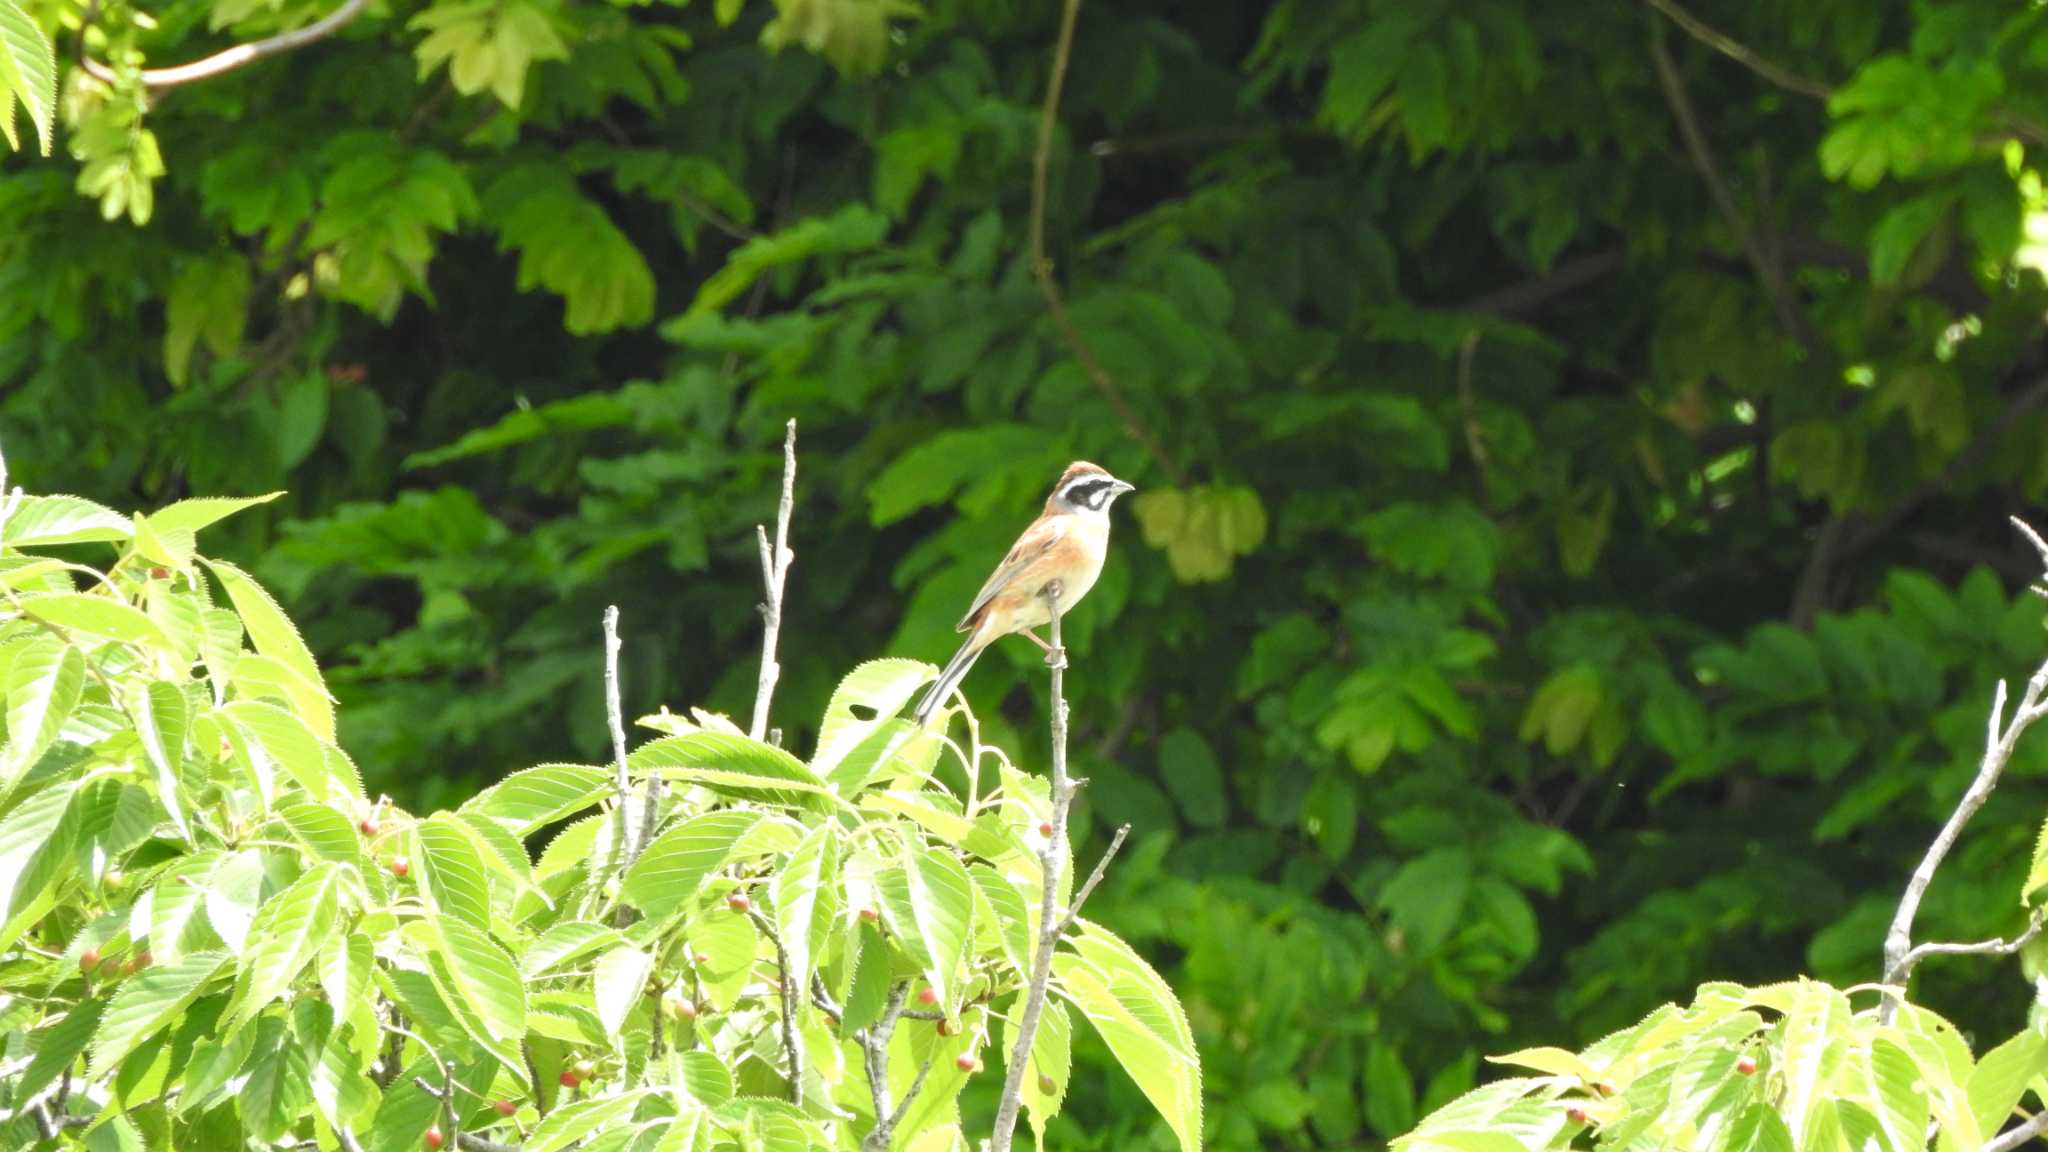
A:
482,164,654,334
220,700,359,803
413,913,525,1045
1365,1038,1417,1137
464,762,611,835
679,204,890,315
148,492,285,536
630,732,835,811
1860,1036,1928,1152
416,811,492,929
90,951,230,1072
1054,920,1203,1152
1967,1028,2045,1136
4,636,82,785
523,1091,653,1152
1484,1046,1600,1081
21,593,175,654
1,495,131,547
202,558,334,740
1778,981,1849,1139
592,944,654,1039
878,846,974,1006
521,920,627,977
1011,1000,1073,1142
770,824,838,991
811,657,935,787
0,779,77,924
0,0,55,154
163,255,252,386
1378,849,1471,955
622,810,767,922
1158,727,1225,828
230,861,351,1027
2026,815,2048,907
277,801,363,865
16,997,106,1104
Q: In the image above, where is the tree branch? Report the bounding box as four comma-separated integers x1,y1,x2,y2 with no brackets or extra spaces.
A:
750,419,797,743
1027,0,1189,487
80,0,371,90
1055,823,1130,939
1986,1109,2048,1152
600,606,645,922
859,984,913,1152
990,587,1074,1152
1638,0,1832,101
1887,909,2046,987
1881,524,2048,1023
748,906,806,1106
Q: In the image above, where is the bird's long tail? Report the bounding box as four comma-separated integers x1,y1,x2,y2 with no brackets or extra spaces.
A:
911,636,984,726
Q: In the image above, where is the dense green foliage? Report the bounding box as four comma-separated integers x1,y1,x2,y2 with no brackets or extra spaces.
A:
14,0,2048,1144
0,477,1202,1149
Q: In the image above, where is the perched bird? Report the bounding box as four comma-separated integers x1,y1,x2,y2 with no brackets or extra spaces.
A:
910,461,1136,725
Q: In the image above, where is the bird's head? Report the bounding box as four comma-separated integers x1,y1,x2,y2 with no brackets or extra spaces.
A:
1049,461,1136,516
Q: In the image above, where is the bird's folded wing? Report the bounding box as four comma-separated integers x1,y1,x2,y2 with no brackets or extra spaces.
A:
958,520,1065,631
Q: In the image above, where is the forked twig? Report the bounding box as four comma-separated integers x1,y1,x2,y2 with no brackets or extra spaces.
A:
751,421,798,742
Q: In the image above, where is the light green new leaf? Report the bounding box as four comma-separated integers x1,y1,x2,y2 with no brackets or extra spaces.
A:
221,700,358,802
969,865,1032,978
463,762,611,835
90,951,230,1072
770,824,838,990
631,731,836,812
811,657,935,787
482,164,654,333
522,920,627,977
0,494,127,546
0,779,76,924
2025,815,2048,906
1053,920,1203,1152
231,861,351,1027
414,914,525,1043
1861,1036,1928,1152
278,801,363,865
621,810,764,922
593,944,654,1038
131,680,191,840
416,812,492,928
1967,1028,2045,1136
1484,1046,1600,1082
320,933,373,1030
1008,999,1073,1142
21,592,175,654
523,1091,653,1152
879,847,974,1006
4,636,82,785
202,558,334,740
205,847,266,955
148,492,284,536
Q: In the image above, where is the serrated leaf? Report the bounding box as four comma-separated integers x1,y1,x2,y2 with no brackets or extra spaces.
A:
524,1091,653,1152
230,861,350,1027
522,920,627,977
1968,1027,2044,1137
4,636,82,786
220,700,358,803
320,933,372,1029
1,494,128,547
770,824,838,991
412,914,524,1043
1053,920,1203,1152
463,762,611,835
149,492,284,536
1009,999,1072,1142
878,846,973,1006
130,680,191,840
21,592,175,654
1861,1036,1927,1152
205,848,265,955
593,944,654,1038
621,810,763,922
0,779,77,923
811,658,932,785
202,558,334,740
277,801,363,865
91,951,229,1072
631,731,836,812
16,997,106,1104
969,865,1032,978
0,0,53,156
1484,1046,1600,1081
416,812,492,928
163,256,253,386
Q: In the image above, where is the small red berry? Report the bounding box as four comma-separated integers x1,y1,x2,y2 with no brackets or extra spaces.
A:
129,951,151,974
493,1099,517,1117
390,855,410,878
424,1128,445,1150
80,948,100,972
859,909,880,923
1736,1055,1757,1075
573,1059,596,1079
664,992,698,1020
693,951,711,965
559,1070,580,1089
936,1018,957,1036
359,819,380,837
1038,821,1053,837
148,567,170,580
955,1054,979,1072
1566,1107,1589,1125
917,987,938,1005
1593,1081,1616,1098
727,893,751,913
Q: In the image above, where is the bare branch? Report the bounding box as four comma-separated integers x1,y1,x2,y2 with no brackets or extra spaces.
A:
80,0,371,90
1888,910,2046,986
1986,1109,2048,1152
601,606,644,914
1055,823,1131,940
748,906,806,1105
1026,0,1188,487
859,984,913,1152
1638,0,1833,101
750,420,798,742
990,587,1074,1152
1881,521,2048,1022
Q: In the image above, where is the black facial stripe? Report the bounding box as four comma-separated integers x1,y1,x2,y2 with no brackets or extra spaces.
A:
1064,478,1113,509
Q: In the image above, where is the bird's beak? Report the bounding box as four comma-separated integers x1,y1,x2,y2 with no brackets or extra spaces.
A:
1112,479,1137,495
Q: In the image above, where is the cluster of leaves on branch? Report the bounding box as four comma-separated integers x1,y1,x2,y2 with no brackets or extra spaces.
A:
0,473,1201,1149
17,0,2048,1146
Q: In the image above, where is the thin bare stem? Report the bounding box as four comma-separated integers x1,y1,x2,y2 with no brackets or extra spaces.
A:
1025,0,1187,487
990,589,1072,1152
860,984,913,1152
80,0,371,90
1638,0,1833,101
601,607,642,907
1881,524,2048,1022
751,420,798,743
1888,910,2046,986
1986,1108,2048,1152
1055,823,1131,939
749,906,806,1105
